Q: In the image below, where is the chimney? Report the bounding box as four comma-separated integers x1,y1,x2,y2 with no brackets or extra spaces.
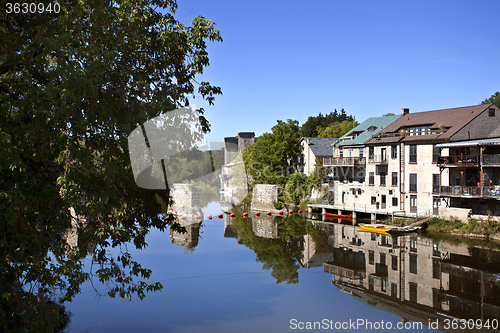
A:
402,108,410,115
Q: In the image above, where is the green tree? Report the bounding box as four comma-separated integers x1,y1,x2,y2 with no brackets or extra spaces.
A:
316,119,359,138
300,109,354,137
243,119,301,186
284,172,310,207
482,92,500,108
0,1,221,331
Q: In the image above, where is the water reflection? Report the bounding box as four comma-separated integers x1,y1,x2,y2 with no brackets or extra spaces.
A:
323,222,500,331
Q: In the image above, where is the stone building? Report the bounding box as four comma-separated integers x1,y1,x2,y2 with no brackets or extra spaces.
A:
327,103,500,220
220,132,258,208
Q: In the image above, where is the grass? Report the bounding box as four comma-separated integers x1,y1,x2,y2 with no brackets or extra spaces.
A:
427,215,500,239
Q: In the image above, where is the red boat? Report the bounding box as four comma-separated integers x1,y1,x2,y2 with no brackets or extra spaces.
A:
324,212,353,219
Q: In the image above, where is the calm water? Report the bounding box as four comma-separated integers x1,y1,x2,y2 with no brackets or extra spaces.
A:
65,202,500,333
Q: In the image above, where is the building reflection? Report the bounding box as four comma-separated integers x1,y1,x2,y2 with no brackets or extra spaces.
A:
323,223,500,332
169,216,202,249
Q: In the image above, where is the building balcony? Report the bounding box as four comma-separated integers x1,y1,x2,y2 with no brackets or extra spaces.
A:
434,185,481,197
323,157,366,167
437,155,479,167
482,154,500,167
367,155,388,164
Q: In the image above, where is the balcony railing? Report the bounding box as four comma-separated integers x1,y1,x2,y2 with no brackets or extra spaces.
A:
483,187,500,198
367,155,388,164
437,155,478,167
323,157,366,166
483,154,500,166
435,186,480,197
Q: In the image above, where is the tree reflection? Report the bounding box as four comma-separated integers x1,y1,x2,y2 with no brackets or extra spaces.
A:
230,209,329,284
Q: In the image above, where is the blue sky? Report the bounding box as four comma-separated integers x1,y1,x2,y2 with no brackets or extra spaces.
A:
173,0,500,143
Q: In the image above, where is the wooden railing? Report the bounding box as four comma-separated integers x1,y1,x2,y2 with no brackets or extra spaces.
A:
436,186,480,196
437,155,479,166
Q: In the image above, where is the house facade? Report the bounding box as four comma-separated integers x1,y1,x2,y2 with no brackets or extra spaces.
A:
326,114,401,212
299,137,338,176
362,103,500,219
326,103,500,219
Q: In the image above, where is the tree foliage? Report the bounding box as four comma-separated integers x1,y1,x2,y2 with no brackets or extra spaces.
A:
0,0,222,330
316,119,359,138
242,119,301,186
300,109,354,138
482,91,500,108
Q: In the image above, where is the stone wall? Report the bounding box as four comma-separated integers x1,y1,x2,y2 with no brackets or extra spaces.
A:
170,183,202,217
438,206,471,222
252,215,279,239
251,184,281,211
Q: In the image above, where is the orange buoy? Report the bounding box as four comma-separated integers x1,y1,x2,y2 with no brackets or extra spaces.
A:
267,211,272,216
289,211,293,215
195,215,201,220
255,212,260,217
230,213,236,218
180,216,186,220
207,215,213,220
278,211,284,215
298,210,303,214
218,214,223,219
243,212,248,218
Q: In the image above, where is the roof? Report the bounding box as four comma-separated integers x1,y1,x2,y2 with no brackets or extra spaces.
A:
300,137,337,157
335,115,401,147
366,104,495,145
436,137,500,148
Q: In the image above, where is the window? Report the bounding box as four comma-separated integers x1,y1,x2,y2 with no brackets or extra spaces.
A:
339,149,343,158
489,108,496,117
381,235,387,245
380,171,386,186
369,172,374,185
369,251,374,265
369,277,374,291
381,148,387,161
369,147,374,158
409,145,417,163
410,237,417,252
392,172,398,186
391,145,397,159
380,253,386,266
381,278,387,293
432,259,440,279
391,283,397,297
432,174,440,194
371,196,376,205
392,255,398,270
409,283,417,302
433,145,439,163
359,147,364,158
371,232,376,241
392,197,398,206
409,173,417,192
409,254,417,274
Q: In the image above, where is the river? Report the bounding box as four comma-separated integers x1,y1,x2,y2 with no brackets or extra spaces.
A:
65,202,500,332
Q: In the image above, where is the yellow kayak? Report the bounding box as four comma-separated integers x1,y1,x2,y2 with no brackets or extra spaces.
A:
357,223,394,235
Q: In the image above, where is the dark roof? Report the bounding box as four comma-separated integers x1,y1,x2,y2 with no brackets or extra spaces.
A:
237,132,255,138
224,137,238,144
300,137,337,157
366,104,495,145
